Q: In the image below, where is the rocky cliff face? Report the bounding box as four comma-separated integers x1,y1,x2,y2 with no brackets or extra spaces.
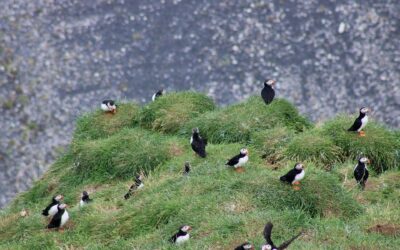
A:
0,0,399,207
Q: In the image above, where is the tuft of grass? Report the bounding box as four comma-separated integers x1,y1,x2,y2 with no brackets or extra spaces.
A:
321,115,399,172
74,103,140,141
250,127,294,164
71,128,182,182
255,165,362,218
138,92,215,134
284,129,343,167
182,97,312,144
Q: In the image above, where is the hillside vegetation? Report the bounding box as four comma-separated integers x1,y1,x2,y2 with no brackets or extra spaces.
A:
1,92,399,250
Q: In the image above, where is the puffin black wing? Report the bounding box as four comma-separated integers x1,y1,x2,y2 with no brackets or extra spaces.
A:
354,167,369,189
42,198,57,216
348,118,362,131
263,222,275,247
280,169,297,183
278,231,302,249
191,140,207,158
226,154,241,166
261,86,275,105
169,233,179,243
47,211,62,229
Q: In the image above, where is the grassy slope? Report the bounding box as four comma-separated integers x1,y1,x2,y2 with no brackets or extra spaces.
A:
1,92,399,250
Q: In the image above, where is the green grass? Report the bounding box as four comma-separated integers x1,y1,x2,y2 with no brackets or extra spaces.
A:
138,91,216,134
74,102,140,141
1,94,399,250
321,115,399,172
284,129,343,168
182,97,312,144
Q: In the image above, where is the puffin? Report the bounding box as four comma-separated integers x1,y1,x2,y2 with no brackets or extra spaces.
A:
348,107,369,137
79,191,92,207
262,222,302,250
47,204,69,230
183,161,191,175
42,194,63,217
169,225,192,244
235,242,254,250
190,128,207,158
354,157,370,190
101,100,117,113
124,174,144,200
152,89,165,101
280,163,305,190
261,79,276,105
226,148,249,173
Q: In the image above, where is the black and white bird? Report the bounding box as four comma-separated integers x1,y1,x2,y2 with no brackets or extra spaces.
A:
262,222,302,250
348,107,369,136
235,242,254,250
226,148,249,173
354,157,370,190
101,100,117,113
280,163,305,190
190,128,207,158
47,204,69,230
169,225,192,244
152,89,165,101
124,174,144,200
261,79,276,105
183,161,191,175
42,194,63,217
79,191,92,207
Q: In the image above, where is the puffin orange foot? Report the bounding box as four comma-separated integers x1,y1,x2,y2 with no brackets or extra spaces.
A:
235,167,245,173
293,181,300,185
358,131,366,137
293,185,301,191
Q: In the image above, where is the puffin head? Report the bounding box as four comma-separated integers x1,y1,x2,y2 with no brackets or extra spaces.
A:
360,107,369,114
136,173,145,181
240,148,249,155
82,191,89,197
184,161,190,167
58,203,68,210
295,163,304,170
180,225,192,232
192,128,200,134
261,244,273,250
264,79,276,87
359,157,370,164
55,194,64,201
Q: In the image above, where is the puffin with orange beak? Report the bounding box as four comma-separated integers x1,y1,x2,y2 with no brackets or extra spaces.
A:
169,225,192,244
348,107,369,137
226,148,249,173
261,79,276,105
354,157,370,190
42,194,63,217
280,163,305,190
47,203,69,230
101,100,117,114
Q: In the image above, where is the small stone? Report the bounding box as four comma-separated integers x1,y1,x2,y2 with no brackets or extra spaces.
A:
338,22,346,33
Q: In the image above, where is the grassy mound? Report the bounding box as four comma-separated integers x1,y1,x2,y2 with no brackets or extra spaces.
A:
1,96,400,250
138,92,215,133
250,127,294,164
71,128,183,182
74,103,140,141
255,165,362,218
284,129,343,167
183,97,312,144
321,115,399,172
